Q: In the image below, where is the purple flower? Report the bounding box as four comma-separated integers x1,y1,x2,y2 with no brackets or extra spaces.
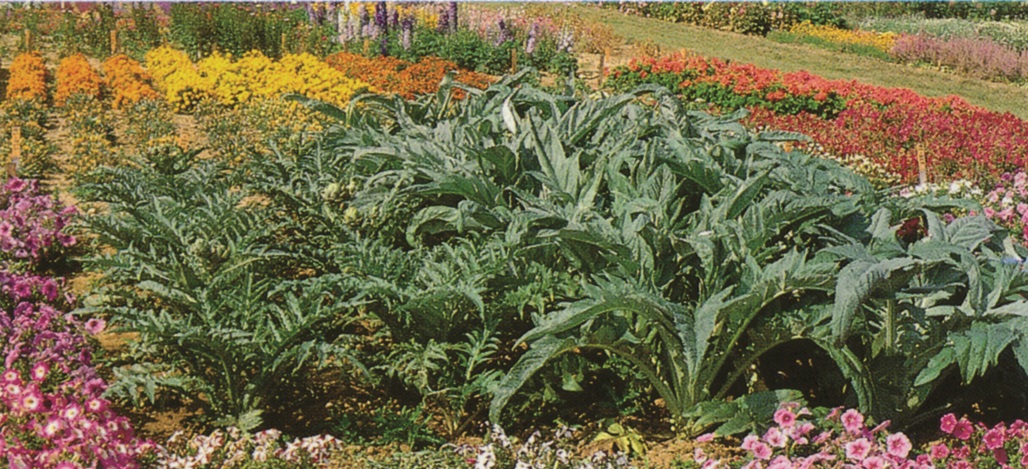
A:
437,4,450,34
495,19,513,46
448,1,458,32
374,1,387,33
526,23,538,55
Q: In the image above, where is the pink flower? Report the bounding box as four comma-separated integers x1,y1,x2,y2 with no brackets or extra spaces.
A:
929,443,950,460
861,456,886,469
774,408,796,427
752,442,772,460
886,433,912,458
696,433,715,443
842,409,865,435
983,427,1006,450
20,388,43,412
84,318,106,335
764,427,787,448
742,434,760,451
30,362,49,382
940,414,958,434
845,438,872,462
953,419,973,440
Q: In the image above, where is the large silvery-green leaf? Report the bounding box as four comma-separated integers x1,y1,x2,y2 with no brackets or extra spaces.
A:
831,258,919,344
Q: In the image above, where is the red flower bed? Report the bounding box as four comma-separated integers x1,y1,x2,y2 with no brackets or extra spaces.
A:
608,51,1028,184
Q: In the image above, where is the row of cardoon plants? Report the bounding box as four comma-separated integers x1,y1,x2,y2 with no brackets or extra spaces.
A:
692,402,1028,468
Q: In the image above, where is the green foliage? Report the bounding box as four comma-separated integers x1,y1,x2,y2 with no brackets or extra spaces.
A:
823,208,1028,426
169,3,296,60
78,149,365,428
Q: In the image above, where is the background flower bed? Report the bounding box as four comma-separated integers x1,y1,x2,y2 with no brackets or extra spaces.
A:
606,50,1028,186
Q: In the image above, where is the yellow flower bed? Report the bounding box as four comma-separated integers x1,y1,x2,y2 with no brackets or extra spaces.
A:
145,46,210,113
789,21,897,53
147,46,372,112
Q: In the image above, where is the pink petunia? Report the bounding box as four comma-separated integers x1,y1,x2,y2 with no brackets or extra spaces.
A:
774,408,796,428
845,438,872,462
861,456,886,469
940,414,958,434
983,427,1006,450
953,419,973,441
842,409,865,435
929,443,950,460
886,432,912,458
752,442,772,460
764,427,787,448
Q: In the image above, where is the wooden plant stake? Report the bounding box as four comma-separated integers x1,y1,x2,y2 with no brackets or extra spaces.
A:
110,29,118,55
510,49,517,74
281,32,288,54
916,144,928,186
597,49,608,88
362,39,370,56
24,29,31,52
8,127,22,177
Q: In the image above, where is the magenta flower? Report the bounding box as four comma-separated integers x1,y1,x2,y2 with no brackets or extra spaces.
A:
984,427,1006,450
940,413,958,434
929,443,950,460
953,419,973,440
30,361,49,382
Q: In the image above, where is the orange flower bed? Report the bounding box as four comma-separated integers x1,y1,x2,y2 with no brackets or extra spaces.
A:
54,54,103,106
6,52,48,102
101,55,162,109
325,52,492,100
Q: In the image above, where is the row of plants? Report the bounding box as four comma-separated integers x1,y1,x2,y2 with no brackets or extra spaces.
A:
605,51,1028,186
0,3,590,78
612,1,1028,38
333,2,579,76
683,402,1028,468
71,70,1028,468
859,16,1028,53
324,51,492,100
2,52,55,178
769,21,1028,84
0,177,153,467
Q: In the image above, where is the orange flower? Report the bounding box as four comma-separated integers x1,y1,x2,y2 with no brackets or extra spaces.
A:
6,52,48,102
101,55,161,109
324,52,493,100
55,54,103,106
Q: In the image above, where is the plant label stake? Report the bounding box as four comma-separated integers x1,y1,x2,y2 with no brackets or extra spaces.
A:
598,49,608,88
916,144,927,186
8,127,22,177
362,39,370,56
282,32,287,54
24,29,31,52
110,29,118,55
511,49,517,74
